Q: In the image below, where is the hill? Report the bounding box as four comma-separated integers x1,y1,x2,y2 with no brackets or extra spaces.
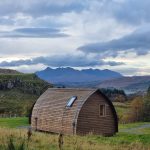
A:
36,67,122,86
0,72,53,117
0,68,21,74
98,76,150,94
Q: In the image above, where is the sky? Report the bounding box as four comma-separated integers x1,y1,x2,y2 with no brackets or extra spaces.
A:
0,0,150,76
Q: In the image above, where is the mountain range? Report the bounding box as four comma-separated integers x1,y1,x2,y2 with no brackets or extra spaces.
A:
36,67,150,94
0,68,149,95
36,67,122,85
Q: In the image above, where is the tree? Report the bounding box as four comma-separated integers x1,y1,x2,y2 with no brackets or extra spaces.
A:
147,86,150,98
142,87,150,121
142,98,150,121
130,97,144,122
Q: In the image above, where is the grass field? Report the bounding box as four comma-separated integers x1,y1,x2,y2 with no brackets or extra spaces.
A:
0,117,29,128
119,122,150,129
0,117,150,150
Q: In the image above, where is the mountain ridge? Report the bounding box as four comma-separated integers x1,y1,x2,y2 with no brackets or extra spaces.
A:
36,67,123,85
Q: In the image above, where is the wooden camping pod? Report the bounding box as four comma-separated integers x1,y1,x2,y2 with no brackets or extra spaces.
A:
31,88,118,136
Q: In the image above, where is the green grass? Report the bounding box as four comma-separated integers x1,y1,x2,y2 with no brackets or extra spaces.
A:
0,128,149,150
119,122,150,130
0,118,150,149
0,89,38,116
92,132,150,145
138,127,150,134
0,117,29,128
119,122,150,135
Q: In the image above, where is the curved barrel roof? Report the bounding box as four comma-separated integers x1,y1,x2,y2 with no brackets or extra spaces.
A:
31,88,118,134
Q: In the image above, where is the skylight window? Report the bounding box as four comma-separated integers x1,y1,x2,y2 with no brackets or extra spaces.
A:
66,96,77,107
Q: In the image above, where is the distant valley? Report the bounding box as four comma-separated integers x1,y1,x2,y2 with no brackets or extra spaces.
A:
36,67,150,94
98,76,150,94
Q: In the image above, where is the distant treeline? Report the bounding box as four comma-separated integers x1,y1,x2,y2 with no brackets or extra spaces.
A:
100,88,127,102
120,86,150,123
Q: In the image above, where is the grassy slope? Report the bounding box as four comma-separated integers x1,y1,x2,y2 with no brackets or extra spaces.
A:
0,73,52,116
0,89,38,115
0,117,150,150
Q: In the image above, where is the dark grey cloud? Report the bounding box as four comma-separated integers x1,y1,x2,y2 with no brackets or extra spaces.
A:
0,55,124,67
106,61,124,66
0,0,150,26
96,0,150,25
113,0,150,25
0,27,69,38
0,0,85,17
78,26,150,56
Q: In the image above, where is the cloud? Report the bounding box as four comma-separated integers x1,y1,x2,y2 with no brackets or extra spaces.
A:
93,0,150,25
0,27,69,38
0,0,85,17
0,0,149,75
0,0,150,25
0,55,124,67
106,61,124,66
78,26,150,56
112,0,150,25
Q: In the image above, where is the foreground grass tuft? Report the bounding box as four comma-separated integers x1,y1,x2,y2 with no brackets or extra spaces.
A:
0,127,150,150
0,118,150,150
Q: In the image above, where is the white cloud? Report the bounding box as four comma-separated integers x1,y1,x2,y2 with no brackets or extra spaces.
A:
0,0,149,75
0,64,47,73
0,54,124,68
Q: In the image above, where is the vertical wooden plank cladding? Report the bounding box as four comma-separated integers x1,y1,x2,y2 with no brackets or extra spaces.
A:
31,88,96,134
31,88,117,136
76,91,116,136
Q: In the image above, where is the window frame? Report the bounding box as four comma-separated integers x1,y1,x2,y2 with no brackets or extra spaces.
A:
66,96,77,108
99,104,106,117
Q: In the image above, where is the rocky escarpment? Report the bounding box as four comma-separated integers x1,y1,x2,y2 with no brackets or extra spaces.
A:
0,73,53,116
0,74,52,96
